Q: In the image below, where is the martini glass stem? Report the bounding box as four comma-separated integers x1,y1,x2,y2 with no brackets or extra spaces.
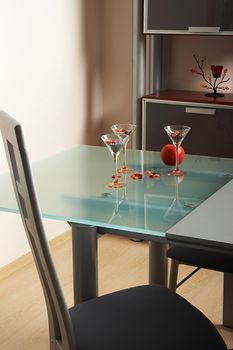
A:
123,143,127,168
113,153,119,184
175,143,179,172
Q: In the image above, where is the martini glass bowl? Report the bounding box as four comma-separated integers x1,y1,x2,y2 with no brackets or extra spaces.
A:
101,133,127,188
111,123,136,173
164,125,191,176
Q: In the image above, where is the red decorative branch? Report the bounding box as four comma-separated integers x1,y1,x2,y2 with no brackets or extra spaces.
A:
191,54,230,96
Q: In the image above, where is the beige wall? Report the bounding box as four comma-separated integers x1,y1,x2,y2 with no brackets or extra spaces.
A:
0,0,134,268
79,0,134,144
101,0,133,134
80,0,103,145
0,0,90,267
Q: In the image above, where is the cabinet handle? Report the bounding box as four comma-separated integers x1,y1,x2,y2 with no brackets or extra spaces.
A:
185,107,216,115
188,26,220,33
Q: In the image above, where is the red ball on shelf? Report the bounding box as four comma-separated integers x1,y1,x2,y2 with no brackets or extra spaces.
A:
160,144,185,166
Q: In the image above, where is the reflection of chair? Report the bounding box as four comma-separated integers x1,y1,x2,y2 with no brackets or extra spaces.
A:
0,110,228,350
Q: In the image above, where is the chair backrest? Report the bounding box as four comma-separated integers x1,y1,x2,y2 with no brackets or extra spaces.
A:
0,111,76,350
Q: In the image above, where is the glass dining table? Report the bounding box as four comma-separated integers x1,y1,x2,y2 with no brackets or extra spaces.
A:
0,145,233,325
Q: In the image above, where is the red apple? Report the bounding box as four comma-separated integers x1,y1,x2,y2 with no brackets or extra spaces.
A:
161,144,185,166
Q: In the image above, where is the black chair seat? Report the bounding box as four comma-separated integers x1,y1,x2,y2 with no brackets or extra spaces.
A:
70,284,227,350
167,245,233,273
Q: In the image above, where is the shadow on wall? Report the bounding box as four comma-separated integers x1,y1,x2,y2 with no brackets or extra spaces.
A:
81,0,103,146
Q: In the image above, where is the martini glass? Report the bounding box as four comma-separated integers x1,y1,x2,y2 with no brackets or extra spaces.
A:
101,133,127,188
111,123,136,173
164,125,191,176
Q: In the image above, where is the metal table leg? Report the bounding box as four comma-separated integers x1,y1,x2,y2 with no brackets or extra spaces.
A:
223,272,233,327
71,223,98,305
149,241,168,286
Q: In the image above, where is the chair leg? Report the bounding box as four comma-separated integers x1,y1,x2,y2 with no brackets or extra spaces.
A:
223,272,233,328
169,259,179,292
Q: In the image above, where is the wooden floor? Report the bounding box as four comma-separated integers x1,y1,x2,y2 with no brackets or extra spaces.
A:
0,231,233,349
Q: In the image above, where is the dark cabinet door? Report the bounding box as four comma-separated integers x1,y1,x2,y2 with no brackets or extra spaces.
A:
143,101,233,158
145,0,233,33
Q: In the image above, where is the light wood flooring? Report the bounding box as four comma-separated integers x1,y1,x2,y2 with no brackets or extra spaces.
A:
0,231,233,349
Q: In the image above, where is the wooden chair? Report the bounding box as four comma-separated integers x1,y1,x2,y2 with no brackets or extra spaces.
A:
0,110,228,350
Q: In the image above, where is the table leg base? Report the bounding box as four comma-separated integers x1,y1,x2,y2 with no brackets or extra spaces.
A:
71,223,98,305
149,241,168,287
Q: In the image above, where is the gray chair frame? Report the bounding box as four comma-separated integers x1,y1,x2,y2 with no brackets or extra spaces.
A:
0,111,75,349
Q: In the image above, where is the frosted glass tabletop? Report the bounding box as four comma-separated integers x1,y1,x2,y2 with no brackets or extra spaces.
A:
0,145,233,240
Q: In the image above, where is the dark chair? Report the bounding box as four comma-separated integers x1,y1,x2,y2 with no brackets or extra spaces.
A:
167,245,233,336
0,110,228,350
168,244,233,290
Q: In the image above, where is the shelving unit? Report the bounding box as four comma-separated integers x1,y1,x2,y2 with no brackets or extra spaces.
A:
142,90,233,157
141,1,233,157
143,90,233,106
143,0,233,34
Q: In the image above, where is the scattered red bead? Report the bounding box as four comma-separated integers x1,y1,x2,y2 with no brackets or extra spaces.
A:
145,170,160,179
129,170,160,180
112,174,122,179
130,172,143,180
